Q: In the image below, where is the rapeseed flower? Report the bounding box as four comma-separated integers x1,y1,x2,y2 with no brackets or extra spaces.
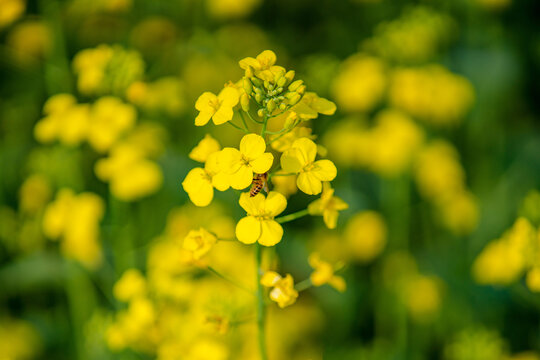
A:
218,134,273,190
182,152,229,207
183,227,218,259
307,183,348,229
261,271,298,308
235,192,287,246
308,253,346,292
345,211,387,262
195,87,239,126
280,138,336,195
189,134,221,163
113,269,147,302
239,50,280,81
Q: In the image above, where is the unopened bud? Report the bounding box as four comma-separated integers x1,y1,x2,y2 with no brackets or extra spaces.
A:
267,99,276,113
279,103,287,110
251,77,262,88
288,80,303,92
257,109,265,117
241,93,250,112
255,93,263,103
296,85,306,95
283,112,299,129
284,70,295,85
276,76,287,88
243,78,252,94
287,93,301,106
246,66,254,78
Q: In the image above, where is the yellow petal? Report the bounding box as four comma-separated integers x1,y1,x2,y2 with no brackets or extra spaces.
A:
292,137,317,164
236,216,261,244
240,134,266,159
312,96,337,115
280,148,304,173
239,192,265,215
311,159,337,181
212,106,234,125
211,172,231,191
258,220,283,246
195,92,217,111
217,148,243,173
264,191,287,216
239,57,260,70
261,271,282,287
189,134,221,163
182,168,213,207
195,111,213,126
297,172,322,195
323,209,339,229
250,153,274,174
329,276,346,292
218,87,240,107
229,164,253,190
256,50,276,67
307,198,323,215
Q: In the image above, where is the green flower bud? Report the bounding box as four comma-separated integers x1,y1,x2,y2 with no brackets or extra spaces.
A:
241,93,250,112
255,93,263,103
257,109,265,117
251,77,262,88
296,84,306,95
287,93,301,106
267,99,276,113
284,70,295,85
279,103,287,110
243,78,252,94
276,76,287,88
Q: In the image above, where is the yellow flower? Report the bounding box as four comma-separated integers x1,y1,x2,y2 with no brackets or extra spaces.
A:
218,133,274,190
291,92,337,121
345,211,387,262
95,143,163,201
43,189,104,269
403,275,442,321
19,174,51,215
526,267,540,292
182,152,230,207
308,253,346,292
235,192,287,246
113,269,147,302
261,271,298,308
189,134,221,163
307,183,348,229
0,0,25,28
195,87,239,126
183,227,217,259
270,126,315,153
239,50,281,81
280,138,337,195
271,174,298,198
87,97,136,153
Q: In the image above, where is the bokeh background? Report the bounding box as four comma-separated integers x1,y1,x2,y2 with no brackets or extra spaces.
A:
1,0,540,359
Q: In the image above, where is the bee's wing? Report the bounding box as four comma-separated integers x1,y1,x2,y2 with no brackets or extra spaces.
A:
263,180,269,193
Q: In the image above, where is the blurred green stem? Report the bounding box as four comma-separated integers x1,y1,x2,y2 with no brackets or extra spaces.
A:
206,266,253,294
275,209,309,224
295,278,312,292
109,196,136,276
255,243,269,360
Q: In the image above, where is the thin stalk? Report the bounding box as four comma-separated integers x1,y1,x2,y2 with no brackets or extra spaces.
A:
255,243,268,360
270,172,296,177
206,266,253,294
295,278,313,292
275,209,309,224
261,115,268,137
228,121,248,133
246,110,264,124
238,111,250,132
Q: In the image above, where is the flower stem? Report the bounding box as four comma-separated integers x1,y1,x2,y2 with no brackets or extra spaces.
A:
261,115,268,137
228,120,248,133
255,243,268,360
238,111,250,132
295,278,313,292
275,208,310,224
206,266,253,294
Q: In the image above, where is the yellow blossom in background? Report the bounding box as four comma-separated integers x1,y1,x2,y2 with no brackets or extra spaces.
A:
34,94,90,146
189,134,221,163
345,211,387,262
444,327,508,360
184,338,229,360
183,228,218,260
87,97,136,153
6,20,52,65
270,126,316,153
72,44,144,96
290,92,337,121
308,183,348,229
122,122,167,158
113,269,147,302
280,138,337,195
195,87,239,126
182,152,230,207
236,192,287,246
218,134,273,190
0,0,25,28
436,191,479,236
331,54,386,113
126,77,186,115
403,275,442,322
0,317,41,360
271,174,298,198
261,271,299,308
389,65,474,126
526,267,540,292
362,109,425,177
18,174,51,215
42,189,104,269
95,143,163,201
206,0,261,20
308,253,346,292
323,118,367,167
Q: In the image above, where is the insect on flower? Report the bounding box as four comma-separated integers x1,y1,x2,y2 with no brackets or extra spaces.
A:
250,172,269,197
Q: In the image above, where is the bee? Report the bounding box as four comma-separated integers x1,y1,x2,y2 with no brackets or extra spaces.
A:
250,172,269,197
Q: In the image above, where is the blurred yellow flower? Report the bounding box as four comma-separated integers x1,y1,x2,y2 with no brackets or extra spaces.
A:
331,54,386,113
195,87,239,126
0,317,41,360
291,92,337,121
404,275,442,321
307,183,348,229
270,126,315,153
218,133,274,190
43,189,104,269
345,211,387,262
437,191,479,236
271,174,298,198
19,174,51,215
235,192,287,246
308,253,346,292
206,0,261,20
6,20,52,65
87,97,136,153
280,138,337,195
183,227,218,260
113,269,147,302
95,143,163,201
0,0,25,28
526,267,540,292
189,134,221,163
261,271,299,308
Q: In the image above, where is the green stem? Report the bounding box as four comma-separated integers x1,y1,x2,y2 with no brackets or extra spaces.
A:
255,243,268,360
206,266,253,294
295,278,313,292
275,209,310,224
246,110,264,124
270,172,296,177
261,115,268,137
238,111,250,132
228,121,248,133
